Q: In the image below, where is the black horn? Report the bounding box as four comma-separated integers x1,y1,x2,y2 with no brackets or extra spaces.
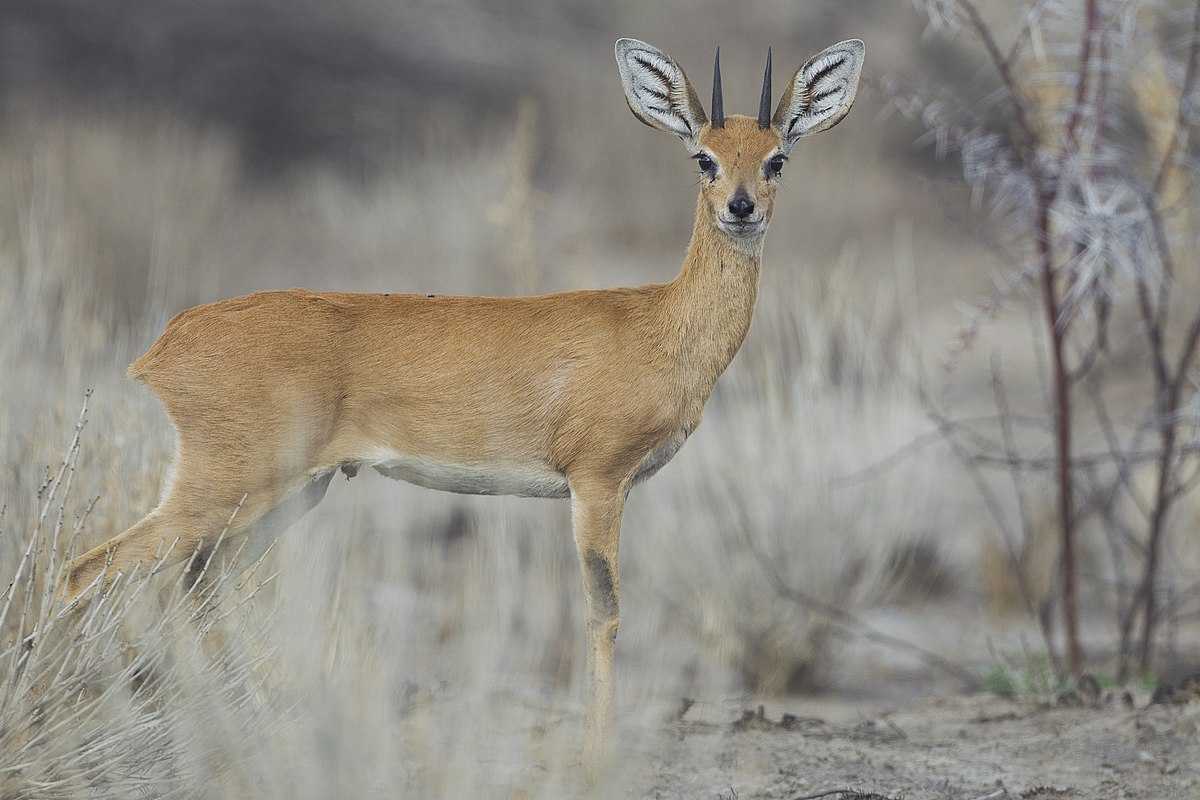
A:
757,47,772,128
711,46,725,129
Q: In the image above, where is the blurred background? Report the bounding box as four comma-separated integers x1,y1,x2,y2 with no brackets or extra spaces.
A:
0,0,985,312
1,1,1198,797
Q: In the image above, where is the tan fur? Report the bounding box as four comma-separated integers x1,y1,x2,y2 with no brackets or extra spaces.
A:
64,39,862,779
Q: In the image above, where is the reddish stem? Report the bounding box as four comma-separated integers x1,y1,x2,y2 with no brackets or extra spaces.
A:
1037,190,1083,680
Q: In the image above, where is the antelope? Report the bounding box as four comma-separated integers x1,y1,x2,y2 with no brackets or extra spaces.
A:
63,37,864,775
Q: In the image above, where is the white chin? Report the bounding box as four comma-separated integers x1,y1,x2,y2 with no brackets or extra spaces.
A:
720,223,765,241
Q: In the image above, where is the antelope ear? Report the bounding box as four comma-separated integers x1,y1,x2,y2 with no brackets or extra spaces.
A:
772,39,864,152
615,38,708,151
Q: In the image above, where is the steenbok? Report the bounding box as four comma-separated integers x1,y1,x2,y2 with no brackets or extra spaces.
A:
65,37,864,775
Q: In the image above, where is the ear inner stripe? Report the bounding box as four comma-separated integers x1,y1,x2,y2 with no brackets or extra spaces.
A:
633,53,674,89
788,53,852,134
806,53,848,88
630,51,697,136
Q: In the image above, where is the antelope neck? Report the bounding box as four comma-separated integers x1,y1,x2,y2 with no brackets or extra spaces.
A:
661,198,763,388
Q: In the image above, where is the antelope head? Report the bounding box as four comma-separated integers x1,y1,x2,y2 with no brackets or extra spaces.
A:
615,37,864,249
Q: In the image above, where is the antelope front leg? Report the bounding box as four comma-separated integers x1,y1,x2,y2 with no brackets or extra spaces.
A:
569,481,627,780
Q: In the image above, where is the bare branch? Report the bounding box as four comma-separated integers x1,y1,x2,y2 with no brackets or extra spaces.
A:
1085,372,1150,522
1004,0,1050,67
1139,199,1173,390
966,444,1200,473
742,527,977,688
953,0,1038,157
1059,0,1101,165
1152,0,1200,196
789,788,905,800
990,356,1036,566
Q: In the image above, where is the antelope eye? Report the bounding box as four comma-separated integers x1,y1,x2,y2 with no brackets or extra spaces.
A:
695,153,716,176
767,155,786,177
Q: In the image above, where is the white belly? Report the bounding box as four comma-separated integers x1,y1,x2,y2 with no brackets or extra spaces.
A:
368,450,571,499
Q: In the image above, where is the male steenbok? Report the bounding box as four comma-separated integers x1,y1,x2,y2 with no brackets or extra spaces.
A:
64,37,864,775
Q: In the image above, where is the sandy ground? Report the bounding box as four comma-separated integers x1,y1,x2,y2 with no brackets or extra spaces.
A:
387,677,1198,799
628,693,1199,799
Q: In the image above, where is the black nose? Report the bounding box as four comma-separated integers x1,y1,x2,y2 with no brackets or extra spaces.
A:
728,192,755,219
